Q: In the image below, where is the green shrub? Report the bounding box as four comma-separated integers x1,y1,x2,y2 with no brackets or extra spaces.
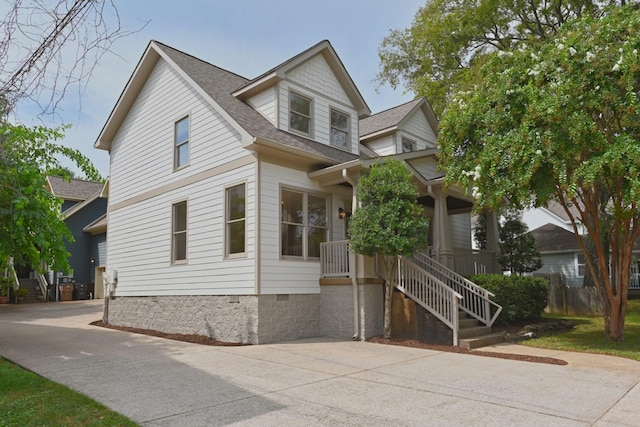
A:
469,274,549,325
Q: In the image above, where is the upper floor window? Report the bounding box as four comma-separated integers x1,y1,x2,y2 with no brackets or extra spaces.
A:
402,137,417,153
175,116,189,169
289,92,312,136
172,201,187,263
225,183,246,257
281,189,327,259
330,109,349,149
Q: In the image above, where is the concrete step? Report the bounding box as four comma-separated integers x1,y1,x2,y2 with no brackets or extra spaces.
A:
459,331,506,350
458,325,492,339
459,318,479,329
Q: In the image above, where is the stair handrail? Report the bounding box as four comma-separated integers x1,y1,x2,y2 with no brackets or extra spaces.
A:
36,272,48,300
412,251,502,327
395,256,463,346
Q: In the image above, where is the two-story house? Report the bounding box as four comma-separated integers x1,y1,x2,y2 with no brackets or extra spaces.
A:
95,40,500,345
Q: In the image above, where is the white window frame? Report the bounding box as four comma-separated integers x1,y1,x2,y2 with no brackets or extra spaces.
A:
401,137,417,153
280,187,328,260
576,253,586,277
288,91,313,137
225,182,247,258
171,200,188,264
174,116,190,170
329,108,350,150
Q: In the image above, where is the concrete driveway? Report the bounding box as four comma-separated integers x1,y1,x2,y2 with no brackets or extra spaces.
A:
1,301,640,426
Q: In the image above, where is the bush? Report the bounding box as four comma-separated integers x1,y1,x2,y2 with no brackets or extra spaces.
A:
469,274,549,325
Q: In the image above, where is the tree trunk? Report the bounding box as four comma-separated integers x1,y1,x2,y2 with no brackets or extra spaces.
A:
381,255,398,339
605,301,625,341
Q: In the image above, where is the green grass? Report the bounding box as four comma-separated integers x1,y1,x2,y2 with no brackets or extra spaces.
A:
0,358,139,427
521,298,640,361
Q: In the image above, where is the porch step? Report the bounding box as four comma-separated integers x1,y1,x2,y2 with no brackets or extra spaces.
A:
459,318,479,329
459,331,506,350
17,279,43,303
458,325,492,339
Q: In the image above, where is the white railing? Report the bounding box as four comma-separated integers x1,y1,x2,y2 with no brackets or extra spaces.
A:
412,251,502,327
320,240,350,277
36,273,48,300
396,256,462,346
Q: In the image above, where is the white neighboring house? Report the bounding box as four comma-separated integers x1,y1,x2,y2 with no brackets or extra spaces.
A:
95,40,495,344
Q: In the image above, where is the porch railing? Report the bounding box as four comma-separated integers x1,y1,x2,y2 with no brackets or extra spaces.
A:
396,256,462,345
36,273,48,299
412,251,502,327
320,240,350,277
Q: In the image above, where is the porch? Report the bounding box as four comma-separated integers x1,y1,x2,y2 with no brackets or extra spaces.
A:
319,240,503,347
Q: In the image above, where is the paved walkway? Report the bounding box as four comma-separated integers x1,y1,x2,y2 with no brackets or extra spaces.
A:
1,301,640,426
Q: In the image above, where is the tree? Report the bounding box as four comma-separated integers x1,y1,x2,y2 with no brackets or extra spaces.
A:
498,210,542,275
0,120,101,274
348,159,429,338
473,212,487,250
0,0,136,116
377,0,631,115
438,5,640,341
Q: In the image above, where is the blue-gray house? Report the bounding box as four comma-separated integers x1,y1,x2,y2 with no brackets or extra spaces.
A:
45,176,108,299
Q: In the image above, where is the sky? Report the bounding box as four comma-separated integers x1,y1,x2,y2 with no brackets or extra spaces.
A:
12,0,424,178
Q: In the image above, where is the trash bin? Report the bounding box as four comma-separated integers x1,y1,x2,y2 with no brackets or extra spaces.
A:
73,283,88,300
58,284,73,301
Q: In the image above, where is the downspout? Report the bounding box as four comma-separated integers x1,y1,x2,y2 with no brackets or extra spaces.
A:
342,169,360,340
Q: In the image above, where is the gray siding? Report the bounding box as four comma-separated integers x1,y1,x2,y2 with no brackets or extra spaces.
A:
64,198,108,284
535,252,583,287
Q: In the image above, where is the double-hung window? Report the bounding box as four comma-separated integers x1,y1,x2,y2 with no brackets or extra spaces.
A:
289,92,312,136
175,116,189,169
225,183,246,257
330,109,349,149
281,189,327,259
172,201,187,263
576,253,586,277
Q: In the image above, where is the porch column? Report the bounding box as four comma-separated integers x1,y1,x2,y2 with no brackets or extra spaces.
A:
429,185,455,269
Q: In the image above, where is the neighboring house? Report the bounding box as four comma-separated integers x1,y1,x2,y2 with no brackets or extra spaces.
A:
45,176,108,298
94,40,498,344
529,222,640,291
528,223,587,287
522,200,586,234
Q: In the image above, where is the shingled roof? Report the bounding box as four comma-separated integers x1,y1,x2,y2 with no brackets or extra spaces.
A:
359,98,423,139
46,176,104,201
529,223,582,253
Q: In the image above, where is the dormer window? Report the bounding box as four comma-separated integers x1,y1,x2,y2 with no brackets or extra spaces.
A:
289,92,312,136
402,137,416,153
330,109,350,149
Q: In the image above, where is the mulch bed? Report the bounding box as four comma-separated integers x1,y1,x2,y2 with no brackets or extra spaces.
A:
91,320,567,365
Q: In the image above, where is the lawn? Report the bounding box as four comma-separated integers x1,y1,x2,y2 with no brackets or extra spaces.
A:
521,298,640,361
0,358,138,427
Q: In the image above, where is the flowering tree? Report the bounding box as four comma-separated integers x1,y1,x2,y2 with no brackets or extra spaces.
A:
377,0,630,116
438,6,640,341
0,120,101,274
348,159,429,338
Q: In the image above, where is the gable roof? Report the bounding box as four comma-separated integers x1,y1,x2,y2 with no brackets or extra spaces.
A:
233,40,370,118
529,223,581,253
96,40,366,166
359,98,439,141
46,176,104,201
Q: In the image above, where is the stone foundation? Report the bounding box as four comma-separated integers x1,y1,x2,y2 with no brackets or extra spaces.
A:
319,278,384,340
106,294,320,344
